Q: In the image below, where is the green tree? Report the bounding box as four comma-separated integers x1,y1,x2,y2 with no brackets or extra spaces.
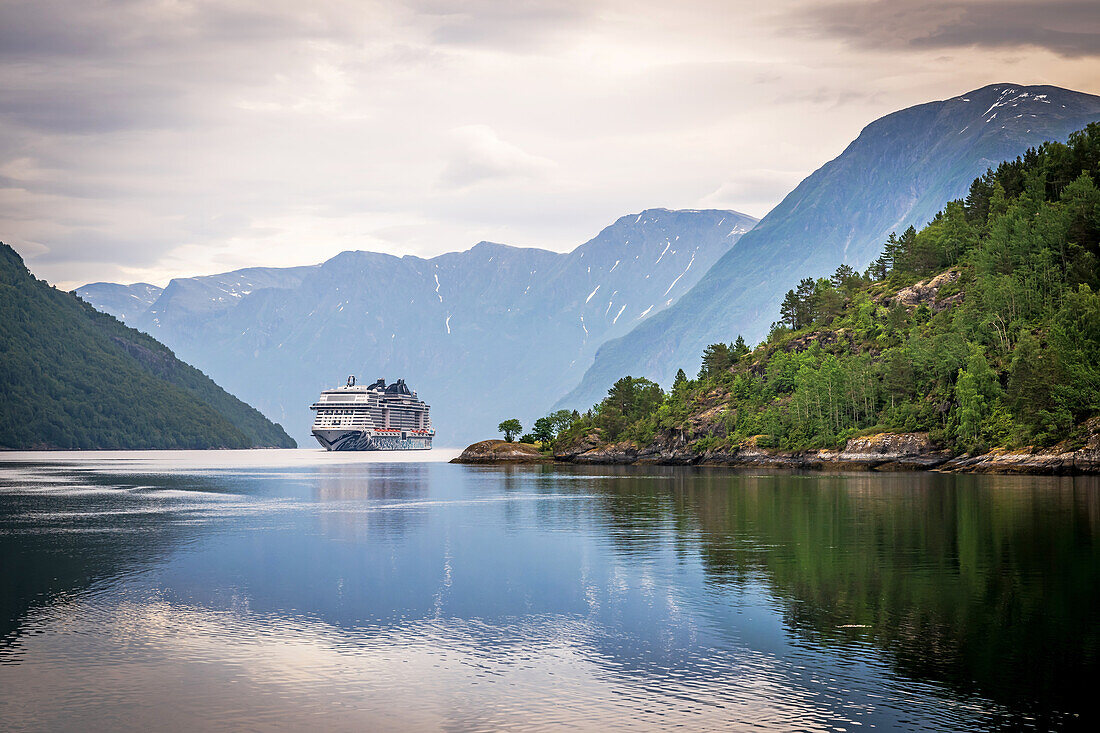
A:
882,348,914,410
831,263,860,291
955,368,983,445
1007,331,1064,443
813,279,845,324
532,416,555,444
1049,284,1100,423
732,335,750,361
598,377,664,441
547,409,577,436
497,418,522,442
672,368,689,391
779,289,799,329
954,348,1002,447
698,343,733,380
795,277,817,327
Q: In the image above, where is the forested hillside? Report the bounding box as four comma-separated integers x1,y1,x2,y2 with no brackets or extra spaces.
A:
0,244,296,449
557,123,1100,456
560,84,1100,414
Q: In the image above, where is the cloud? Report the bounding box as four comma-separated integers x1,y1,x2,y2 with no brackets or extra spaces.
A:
0,1,1097,288
796,0,1100,58
697,171,808,218
439,125,556,189
410,0,591,52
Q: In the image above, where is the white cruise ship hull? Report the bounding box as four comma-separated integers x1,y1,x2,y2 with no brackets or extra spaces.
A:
310,377,434,451
312,428,433,451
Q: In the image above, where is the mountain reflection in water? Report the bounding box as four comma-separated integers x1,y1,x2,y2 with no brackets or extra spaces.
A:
1,452,1097,731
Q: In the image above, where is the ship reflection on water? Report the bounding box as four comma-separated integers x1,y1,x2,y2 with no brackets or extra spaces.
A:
1,453,1097,731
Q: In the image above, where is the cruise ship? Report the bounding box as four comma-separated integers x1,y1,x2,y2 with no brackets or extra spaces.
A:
310,376,434,451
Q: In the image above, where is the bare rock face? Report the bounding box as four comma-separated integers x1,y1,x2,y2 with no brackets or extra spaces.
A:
451,440,548,463
888,270,962,312
552,431,605,460
684,433,951,470
943,420,1100,474
567,442,646,464
834,432,954,469
781,329,853,354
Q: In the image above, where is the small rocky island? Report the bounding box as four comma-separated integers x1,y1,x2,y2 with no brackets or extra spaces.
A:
451,440,552,464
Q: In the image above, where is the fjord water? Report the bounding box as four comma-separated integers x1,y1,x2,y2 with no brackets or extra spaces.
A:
1,452,1096,731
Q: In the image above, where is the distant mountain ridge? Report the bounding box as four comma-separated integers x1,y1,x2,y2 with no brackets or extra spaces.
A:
76,281,162,323
0,243,296,449
79,208,757,445
557,83,1100,412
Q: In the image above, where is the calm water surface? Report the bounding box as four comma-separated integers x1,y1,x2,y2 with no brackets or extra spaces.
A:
1,450,1097,731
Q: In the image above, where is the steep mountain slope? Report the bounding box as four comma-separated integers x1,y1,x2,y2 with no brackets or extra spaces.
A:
0,244,296,449
559,84,1100,412
552,123,1100,471
80,209,756,445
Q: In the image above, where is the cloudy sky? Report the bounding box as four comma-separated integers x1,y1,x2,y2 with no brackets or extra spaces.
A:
1,0,1098,288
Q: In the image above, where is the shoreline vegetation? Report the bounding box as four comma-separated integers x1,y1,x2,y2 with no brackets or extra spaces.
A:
458,124,1100,475
453,429,1100,474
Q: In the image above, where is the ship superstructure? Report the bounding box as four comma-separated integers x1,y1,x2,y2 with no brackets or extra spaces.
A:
310,376,433,451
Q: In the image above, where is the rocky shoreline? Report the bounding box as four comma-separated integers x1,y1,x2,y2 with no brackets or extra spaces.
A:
449,439,553,464
454,431,1100,474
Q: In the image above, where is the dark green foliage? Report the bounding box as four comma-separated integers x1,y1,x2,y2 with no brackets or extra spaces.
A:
731,335,750,360
563,123,1100,453
777,276,856,334
549,409,577,435
519,408,577,448
0,244,296,449
497,418,522,442
576,376,665,443
830,264,863,291
698,343,733,380
520,408,579,448
532,416,555,444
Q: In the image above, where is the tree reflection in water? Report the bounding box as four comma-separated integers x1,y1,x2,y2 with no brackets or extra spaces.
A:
583,468,1100,726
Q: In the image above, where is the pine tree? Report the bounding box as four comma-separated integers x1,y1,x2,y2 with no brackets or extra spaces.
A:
698,343,733,379
732,335,750,361
795,277,816,328
878,232,902,275
779,289,799,329
830,264,860,291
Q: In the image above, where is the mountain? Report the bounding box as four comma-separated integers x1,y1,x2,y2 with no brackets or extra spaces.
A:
140,265,319,327
78,209,756,445
550,122,1100,470
0,243,296,449
558,83,1100,412
74,282,162,323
